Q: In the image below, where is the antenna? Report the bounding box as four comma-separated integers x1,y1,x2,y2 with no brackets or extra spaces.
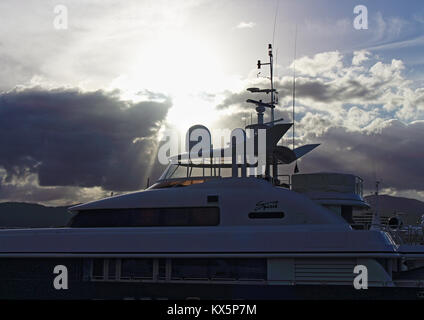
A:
292,25,298,173
370,156,382,230
275,48,279,82
272,0,280,47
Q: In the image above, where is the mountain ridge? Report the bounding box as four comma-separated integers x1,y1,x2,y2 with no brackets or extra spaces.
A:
0,202,75,228
363,194,424,225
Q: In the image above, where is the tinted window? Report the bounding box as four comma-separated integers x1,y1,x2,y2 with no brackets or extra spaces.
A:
158,259,167,280
87,258,266,282
248,212,285,219
121,259,153,279
235,259,267,280
69,207,220,227
171,259,266,281
108,259,117,279
172,259,209,280
207,195,219,203
209,259,234,279
92,259,104,278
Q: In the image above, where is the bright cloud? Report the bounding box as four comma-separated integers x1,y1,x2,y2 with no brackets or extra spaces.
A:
352,50,370,66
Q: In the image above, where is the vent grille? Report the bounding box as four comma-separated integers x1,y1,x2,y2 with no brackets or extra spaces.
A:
295,259,356,282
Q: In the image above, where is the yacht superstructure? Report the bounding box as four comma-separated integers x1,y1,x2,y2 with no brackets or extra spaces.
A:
0,45,423,300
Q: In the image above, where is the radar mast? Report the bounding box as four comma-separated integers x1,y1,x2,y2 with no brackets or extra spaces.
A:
246,44,280,181
246,44,278,126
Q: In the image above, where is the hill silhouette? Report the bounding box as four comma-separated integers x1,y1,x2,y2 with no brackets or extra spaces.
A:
0,202,75,228
363,194,424,225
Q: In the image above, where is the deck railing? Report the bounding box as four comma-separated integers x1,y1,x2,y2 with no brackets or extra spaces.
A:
381,225,424,246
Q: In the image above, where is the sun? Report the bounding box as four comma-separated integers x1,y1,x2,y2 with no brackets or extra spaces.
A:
166,93,220,133
110,30,242,135
146,34,227,131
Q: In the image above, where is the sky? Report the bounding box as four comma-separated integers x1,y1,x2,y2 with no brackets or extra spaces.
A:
0,0,423,205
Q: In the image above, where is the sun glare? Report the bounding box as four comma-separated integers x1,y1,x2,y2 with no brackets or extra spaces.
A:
111,30,241,134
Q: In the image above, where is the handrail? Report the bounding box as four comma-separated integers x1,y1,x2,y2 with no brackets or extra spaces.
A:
381,225,404,246
381,225,424,246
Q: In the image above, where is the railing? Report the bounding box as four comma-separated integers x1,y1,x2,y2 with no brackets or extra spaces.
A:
350,222,424,246
398,226,424,245
381,225,424,246
381,225,404,246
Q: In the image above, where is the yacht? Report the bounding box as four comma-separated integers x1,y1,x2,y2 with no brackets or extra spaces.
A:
0,45,423,300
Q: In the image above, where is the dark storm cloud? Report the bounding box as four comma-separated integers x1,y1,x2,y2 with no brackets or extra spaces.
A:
299,119,424,192
0,174,98,206
0,87,171,191
216,77,381,110
277,78,380,103
216,89,274,111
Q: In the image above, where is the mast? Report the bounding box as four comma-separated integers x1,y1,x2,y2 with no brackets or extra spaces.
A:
248,44,276,125
269,44,275,125
371,180,381,230
246,44,278,181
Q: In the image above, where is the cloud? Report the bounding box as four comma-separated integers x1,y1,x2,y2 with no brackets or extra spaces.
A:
0,87,171,200
0,1,206,92
352,50,370,66
217,50,423,122
0,168,107,206
211,50,424,199
236,21,256,29
291,51,344,78
366,35,424,51
297,119,424,194
373,12,409,43
217,74,382,114
413,13,424,24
